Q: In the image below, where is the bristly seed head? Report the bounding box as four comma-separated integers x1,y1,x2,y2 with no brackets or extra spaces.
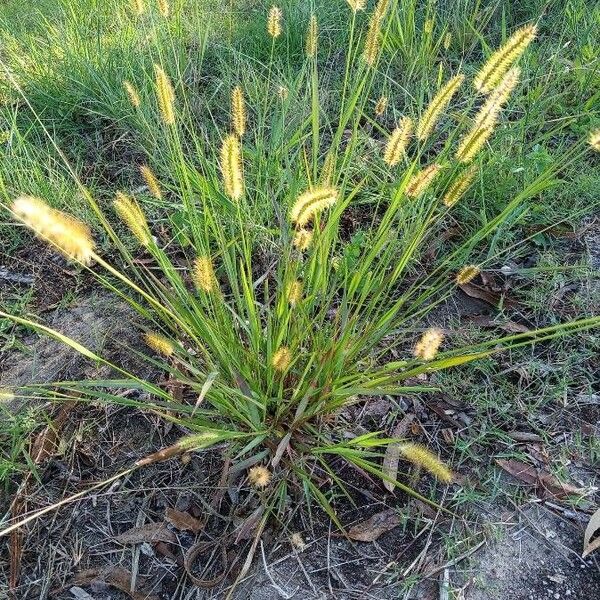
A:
144,332,174,356
221,134,244,200
442,165,477,207
123,80,141,108
374,95,388,116
272,346,291,372
290,187,338,227
474,23,536,94
363,11,382,67
290,532,307,551
278,85,289,101
473,67,520,130
140,165,163,199
399,443,453,482
0,389,15,402
384,117,413,166
157,0,170,18
306,14,318,58
293,228,313,251
12,195,95,265
416,74,464,142
588,129,600,152
456,265,481,285
455,125,493,164
114,191,152,247
268,6,282,38
132,0,145,15
248,465,272,488
406,163,441,198
154,64,175,125
231,85,246,137
346,0,366,11
287,280,303,306
193,256,218,293
414,327,444,361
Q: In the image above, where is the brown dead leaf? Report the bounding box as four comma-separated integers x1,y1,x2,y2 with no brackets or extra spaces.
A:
70,566,159,600
496,459,586,500
115,522,176,545
30,401,77,464
458,282,518,308
347,508,401,542
382,414,415,492
465,314,529,333
165,508,203,534
583,508,600,558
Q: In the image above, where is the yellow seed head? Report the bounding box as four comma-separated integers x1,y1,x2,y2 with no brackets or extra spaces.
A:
154,64,175,125
474,24,536,94
399,443,453,482
114,191,152,246
456,265,481,285
140,165,163,199
293,228,313,252
416,74,464,141
375,95,388,116
231,85,246,137
455,125,494,163
12,195,95,265
384,117,413,166
346,0,366,11
474,67,520,130
193,256,218,293
0,389,15,402
306,14,318,58
287,280,303,306
157,0,170,18
414,327,444,361
272,346,291,372
290,187,338,227
373,0,391,20
406,163,441,198
443,32,452,50
589,129,600,152
278,85,289,101
290,532,307,551
424,18,434,35
220,134,244,200
144,332,174,356
363,12,382,67
123,80,141,108
268,6,282,38
132,0,145,15
248,465,272,488
442,165,477,207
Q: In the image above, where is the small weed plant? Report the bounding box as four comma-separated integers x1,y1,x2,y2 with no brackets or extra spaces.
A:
1,0,599,535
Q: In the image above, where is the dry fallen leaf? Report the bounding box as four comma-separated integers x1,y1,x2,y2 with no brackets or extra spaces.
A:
347,508,401,542
115,522,176,545
69,566,159,600
465,314,529,334
458,282,518,308
165,508,203,534
496,459,586,500
30,402,77,464
382,414,415,492
583,508,600,558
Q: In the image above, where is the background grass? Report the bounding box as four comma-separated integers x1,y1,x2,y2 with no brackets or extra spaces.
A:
0,0,598,512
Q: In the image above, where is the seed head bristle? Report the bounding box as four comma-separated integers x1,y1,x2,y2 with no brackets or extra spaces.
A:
473,67,520,130
290,187,338,227
193,256,218,293
114,191,152,246
588,129,600,152
231,85,246,137
220,134,244,200
140,165,163,199
383,117,413,166
399,443,453,482
375,95,388,116
0,389,15,402
268,6,282,38
278,85,289,101
272,346,291,372
132,0,145,15
442,165,477,207
123,80,141,108
456,265,481,285
144,332,174,357
157,0,170,17
373,0,391,20
413,327,444,361
416,74,464,141
290,532,307,551
12,195,95,265
346,0,366,11
248,465,272,488
154,64,175,125
306,15,318,58
363,12,382,67
406,163,441,198
474,24,536,94
293,228,313,251
287,280,303,306
443,32,452,50
455,125,493,163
